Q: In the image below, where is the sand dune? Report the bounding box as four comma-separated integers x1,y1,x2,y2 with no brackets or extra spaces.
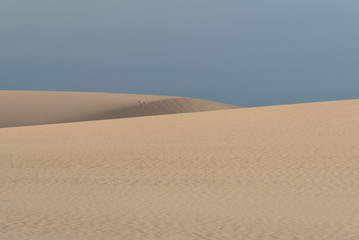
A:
1,97,359,240
0,90,239,128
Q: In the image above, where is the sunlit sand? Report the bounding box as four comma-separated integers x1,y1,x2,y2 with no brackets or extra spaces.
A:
1,91,359,240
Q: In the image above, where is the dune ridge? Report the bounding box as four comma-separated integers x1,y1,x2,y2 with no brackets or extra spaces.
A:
0,90,239,128
1,96,359,240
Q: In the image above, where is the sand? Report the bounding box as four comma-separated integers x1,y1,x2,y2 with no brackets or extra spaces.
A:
0,90,238,128
1,92,359,240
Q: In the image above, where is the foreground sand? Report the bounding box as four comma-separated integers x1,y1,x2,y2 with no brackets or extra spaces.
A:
1,98,359,239
0,90,238,128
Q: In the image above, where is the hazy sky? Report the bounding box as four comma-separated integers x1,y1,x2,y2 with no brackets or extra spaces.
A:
1,0,358,107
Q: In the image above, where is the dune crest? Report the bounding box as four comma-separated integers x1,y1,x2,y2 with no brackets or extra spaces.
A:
0,90,239,128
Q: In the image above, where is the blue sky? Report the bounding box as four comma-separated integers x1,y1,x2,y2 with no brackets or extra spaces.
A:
1,0,358,107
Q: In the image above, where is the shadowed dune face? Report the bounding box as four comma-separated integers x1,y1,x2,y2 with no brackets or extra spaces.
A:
1,98,359,240
0,91,239,128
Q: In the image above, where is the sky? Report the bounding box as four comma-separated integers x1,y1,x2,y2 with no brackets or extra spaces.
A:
0,0,358,107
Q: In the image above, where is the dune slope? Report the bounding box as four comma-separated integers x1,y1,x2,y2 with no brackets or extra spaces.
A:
1,99,359,240
0,90,239,128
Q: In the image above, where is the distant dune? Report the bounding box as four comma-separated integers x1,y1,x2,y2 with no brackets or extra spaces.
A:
1,93,359,240
0,90,239,128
